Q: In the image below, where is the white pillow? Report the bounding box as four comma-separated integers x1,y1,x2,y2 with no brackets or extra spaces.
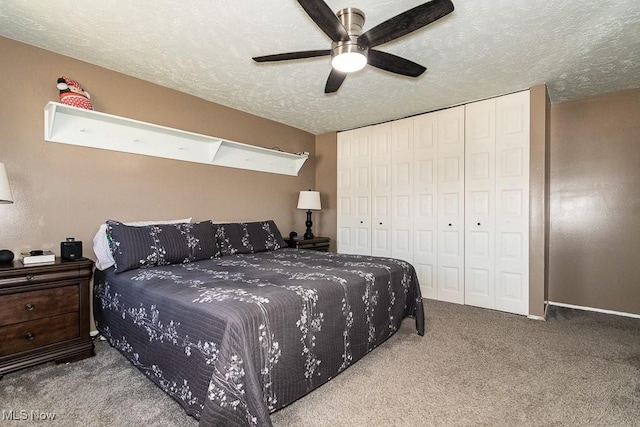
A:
93,218,192,270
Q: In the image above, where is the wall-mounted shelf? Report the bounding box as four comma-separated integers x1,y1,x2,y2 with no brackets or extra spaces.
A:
44,102,308,176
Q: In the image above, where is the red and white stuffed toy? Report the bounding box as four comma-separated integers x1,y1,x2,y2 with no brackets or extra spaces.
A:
56,76,93,110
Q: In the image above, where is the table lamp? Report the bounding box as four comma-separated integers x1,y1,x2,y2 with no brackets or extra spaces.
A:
0,162,12,204
0,162,15,263
297,190,321,240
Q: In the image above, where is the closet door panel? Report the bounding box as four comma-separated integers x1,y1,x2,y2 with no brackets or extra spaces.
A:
495,91,530,315
413,113,438,298
351,127,372,255
337,189,354,253
437,106,465,304
391,118,414,264
371,123,393,257
464,98,496,309
337,131,354,254
337,127,372,255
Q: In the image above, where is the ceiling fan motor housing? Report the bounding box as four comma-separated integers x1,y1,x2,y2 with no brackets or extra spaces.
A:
337,8,365,36
331,8,367,64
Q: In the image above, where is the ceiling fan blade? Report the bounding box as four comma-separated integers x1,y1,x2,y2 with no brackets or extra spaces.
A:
367,50,427,77
359,0,454,48
325,69,347,93
253,50,331,62
297,0,351,42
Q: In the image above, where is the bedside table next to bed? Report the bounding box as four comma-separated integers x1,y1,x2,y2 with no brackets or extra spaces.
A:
0,258,95,378
284,237,331,252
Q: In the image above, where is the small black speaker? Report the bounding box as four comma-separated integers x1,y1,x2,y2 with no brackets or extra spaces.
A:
61,238,83,261
0,249,14,264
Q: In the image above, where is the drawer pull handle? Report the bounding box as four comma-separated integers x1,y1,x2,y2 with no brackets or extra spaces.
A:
25,332,36,341
25,303,35,311
26,275,34,281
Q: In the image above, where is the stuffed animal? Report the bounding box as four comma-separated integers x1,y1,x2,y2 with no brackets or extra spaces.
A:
56,76,93,110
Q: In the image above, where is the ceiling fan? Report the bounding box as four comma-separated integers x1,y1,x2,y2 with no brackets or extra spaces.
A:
252,0,455,93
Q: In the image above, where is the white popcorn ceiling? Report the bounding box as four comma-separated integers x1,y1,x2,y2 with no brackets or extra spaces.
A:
1,0,639,135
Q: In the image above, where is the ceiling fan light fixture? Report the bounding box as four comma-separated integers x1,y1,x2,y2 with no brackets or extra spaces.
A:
331,8,367,73
331,42,367,73
332,52,367,73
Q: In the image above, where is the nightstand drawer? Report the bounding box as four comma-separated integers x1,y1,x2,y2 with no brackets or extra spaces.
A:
0,285,79,326
0,269,86,287
0,312,79,357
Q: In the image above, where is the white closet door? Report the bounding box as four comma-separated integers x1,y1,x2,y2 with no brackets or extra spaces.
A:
437,106,465,304
337,127,372,255
391,117,414,264
337,130,355,254
351,127,373,255
371,123,393,257
495,91,530,315
464,98,497,309
413,112,439,299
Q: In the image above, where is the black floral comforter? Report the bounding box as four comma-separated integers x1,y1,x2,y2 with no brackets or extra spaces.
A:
94,248,424,426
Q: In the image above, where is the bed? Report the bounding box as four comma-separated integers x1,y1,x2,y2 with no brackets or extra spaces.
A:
93,219,424,426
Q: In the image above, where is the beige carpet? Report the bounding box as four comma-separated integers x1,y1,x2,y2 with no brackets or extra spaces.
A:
1,300,638,426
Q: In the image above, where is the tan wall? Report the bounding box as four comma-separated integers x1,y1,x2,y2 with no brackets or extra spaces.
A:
314,132,338,252
529,84,550,318
549,87,640,315
7,37,636,316
0,37,316,259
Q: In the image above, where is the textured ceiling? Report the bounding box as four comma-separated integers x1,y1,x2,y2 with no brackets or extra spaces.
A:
1,0,639,135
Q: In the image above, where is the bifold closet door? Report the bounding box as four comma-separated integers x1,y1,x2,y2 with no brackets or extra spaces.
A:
337,129,356,254
391,118,414,264
413,112,439,299
465,98,497,309
495,91,530,315
371,123,393,257
337,127,372,255
437,106,465,304
464,90,530,315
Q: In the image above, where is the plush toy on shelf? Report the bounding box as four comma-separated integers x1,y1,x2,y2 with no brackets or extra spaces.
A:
56,76,93,110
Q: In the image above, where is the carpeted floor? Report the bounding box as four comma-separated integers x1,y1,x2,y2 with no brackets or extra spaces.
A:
1,300,638,426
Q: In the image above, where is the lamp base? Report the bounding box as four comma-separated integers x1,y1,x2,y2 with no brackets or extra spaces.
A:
304,210,314,240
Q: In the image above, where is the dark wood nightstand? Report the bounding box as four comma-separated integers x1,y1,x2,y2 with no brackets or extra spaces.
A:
0,258,95,378
284,237,331,252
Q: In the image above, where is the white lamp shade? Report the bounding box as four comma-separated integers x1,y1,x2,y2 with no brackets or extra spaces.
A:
0,162,13,204
297,190,321,210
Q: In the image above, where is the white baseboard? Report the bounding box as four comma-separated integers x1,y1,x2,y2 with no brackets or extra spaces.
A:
547,301,640,319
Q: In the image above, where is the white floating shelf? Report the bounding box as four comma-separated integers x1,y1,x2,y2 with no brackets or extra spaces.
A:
44,102,308,176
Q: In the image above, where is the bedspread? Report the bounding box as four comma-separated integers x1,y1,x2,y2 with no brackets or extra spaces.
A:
94,248,423,426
